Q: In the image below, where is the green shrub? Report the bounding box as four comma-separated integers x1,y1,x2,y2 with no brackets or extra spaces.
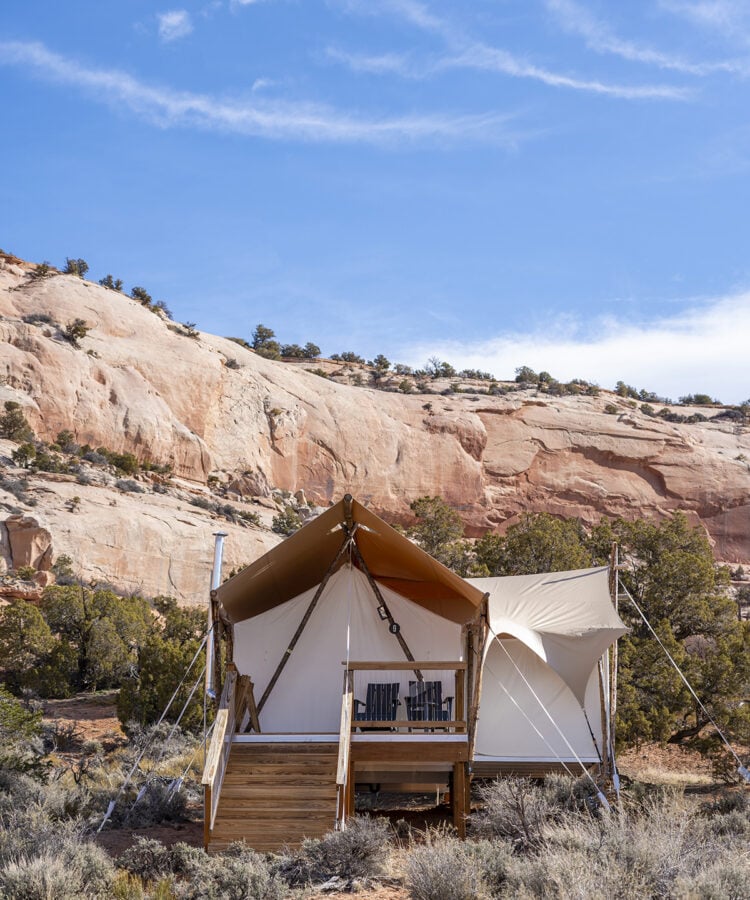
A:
118,837,172,881
99,274,123,291
22,313,55,326
471,777,553,848
0,401,33,442
115,479,145,493
272,505,301,536
275,817,389,886
130,286,152,306
29,261,52,280
226,336,251,350
0,687,46,775
63,258,89,278
63,318,90,348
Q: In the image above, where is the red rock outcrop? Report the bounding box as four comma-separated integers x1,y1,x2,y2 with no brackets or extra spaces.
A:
0,255,748,595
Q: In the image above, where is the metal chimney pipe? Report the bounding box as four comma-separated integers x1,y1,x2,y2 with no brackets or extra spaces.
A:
206,531,228,699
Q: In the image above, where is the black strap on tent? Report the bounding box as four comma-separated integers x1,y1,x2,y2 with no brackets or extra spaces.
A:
345,527,423,682
257,532,353,714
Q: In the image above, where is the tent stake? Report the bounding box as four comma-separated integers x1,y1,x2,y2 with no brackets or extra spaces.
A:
257,534,353,714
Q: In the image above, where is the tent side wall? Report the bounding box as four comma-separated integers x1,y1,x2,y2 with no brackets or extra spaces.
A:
474,637,604,769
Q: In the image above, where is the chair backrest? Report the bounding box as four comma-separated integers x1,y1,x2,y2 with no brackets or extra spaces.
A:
406,680,444,721
365,682,400,721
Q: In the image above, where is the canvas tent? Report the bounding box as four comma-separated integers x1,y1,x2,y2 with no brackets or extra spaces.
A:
469,568,627,769
233,564,465,733
217,495,485,734
203,496,627,850
215,498,626,767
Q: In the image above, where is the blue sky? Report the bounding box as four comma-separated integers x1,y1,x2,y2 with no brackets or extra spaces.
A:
2,0,749,402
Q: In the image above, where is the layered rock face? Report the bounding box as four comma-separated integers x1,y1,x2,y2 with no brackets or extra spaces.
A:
0,254,748,603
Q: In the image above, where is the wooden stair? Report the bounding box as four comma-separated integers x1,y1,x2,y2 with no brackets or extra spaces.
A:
207,742,339,852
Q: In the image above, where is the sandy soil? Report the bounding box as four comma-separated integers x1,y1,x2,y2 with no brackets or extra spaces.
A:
43,690,125,749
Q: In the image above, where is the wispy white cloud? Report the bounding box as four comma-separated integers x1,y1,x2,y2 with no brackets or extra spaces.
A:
157,9,193,42
325,46,418,78
336,0,690,100
251,77,275,92
0,39,522,145
546,0,747,76
436,42,690,99
660,0,750,35
400,293,750,404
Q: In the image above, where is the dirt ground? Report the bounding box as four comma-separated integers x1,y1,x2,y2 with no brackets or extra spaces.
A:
43,690,125,749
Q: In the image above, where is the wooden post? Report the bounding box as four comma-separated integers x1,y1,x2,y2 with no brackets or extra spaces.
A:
452,762,467,838
245,679,261,733
467,596,489,762
203,785,211,849
455,666,466,732
258,534,352,713
346,759,356,818
597,663,610,781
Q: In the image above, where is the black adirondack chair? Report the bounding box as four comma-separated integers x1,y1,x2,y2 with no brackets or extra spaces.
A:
405,680,453,726
353,682,400,726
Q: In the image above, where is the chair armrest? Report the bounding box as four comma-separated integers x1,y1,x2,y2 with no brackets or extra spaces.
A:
353,699,366,711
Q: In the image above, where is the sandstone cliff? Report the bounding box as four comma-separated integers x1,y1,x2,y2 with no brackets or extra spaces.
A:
0,253,748,601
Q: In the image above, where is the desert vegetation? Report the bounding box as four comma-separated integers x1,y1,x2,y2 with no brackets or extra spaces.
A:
0,719,747,900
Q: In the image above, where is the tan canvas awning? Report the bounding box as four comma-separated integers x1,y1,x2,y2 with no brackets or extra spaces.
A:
216,495,485,624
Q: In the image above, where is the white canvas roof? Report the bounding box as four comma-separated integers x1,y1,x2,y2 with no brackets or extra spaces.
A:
468,567,627,706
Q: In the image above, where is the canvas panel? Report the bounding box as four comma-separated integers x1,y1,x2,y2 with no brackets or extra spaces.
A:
475,638,603,762
233,565,462,732
470,567,626,704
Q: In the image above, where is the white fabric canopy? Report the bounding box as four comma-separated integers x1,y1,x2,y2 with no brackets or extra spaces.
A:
475,637,603,762
469,567,627,706
234,565,462,733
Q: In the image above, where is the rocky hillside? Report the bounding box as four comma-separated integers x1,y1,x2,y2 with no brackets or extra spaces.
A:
1,252,748,601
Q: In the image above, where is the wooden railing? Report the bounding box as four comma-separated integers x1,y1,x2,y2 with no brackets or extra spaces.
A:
202,666,259,840
342,661,467,732
335,670,354,825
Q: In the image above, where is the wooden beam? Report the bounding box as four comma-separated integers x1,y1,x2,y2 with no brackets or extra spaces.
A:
257,534,352,714
350,740,468,763
203,784,212,849
454,667,465,733
343,661,466,671
245,679,261,733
